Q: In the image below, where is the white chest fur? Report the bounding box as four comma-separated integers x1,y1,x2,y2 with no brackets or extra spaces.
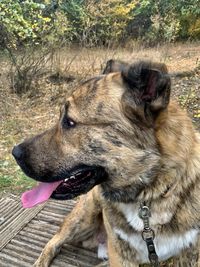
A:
118,203,173,231
116,203,199,263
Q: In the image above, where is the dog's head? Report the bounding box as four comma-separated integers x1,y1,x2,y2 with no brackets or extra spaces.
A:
12,60,171,207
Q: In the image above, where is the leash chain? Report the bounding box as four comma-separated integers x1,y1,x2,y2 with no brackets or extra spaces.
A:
139,203,160,267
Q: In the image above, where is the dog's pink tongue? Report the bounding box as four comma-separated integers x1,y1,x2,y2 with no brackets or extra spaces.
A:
21,181,62,208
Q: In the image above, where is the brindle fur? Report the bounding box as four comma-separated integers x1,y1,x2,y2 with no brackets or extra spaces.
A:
14,60,200,267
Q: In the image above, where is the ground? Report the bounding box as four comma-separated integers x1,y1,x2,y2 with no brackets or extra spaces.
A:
0,43,199,266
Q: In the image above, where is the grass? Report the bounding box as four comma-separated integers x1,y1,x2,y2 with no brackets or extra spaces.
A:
0,116,37,193
0,159,36,193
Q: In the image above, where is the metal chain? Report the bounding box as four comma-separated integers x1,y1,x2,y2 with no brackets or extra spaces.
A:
139,203,160,267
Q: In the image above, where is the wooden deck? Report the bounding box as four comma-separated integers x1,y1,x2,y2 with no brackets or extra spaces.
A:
0,194,101,267
1,195,199,267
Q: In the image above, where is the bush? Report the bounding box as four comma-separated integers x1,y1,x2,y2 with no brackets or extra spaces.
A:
0,0,200,49
188,18,200,39
8,47,52,95
130,0,200,44
59,0,138,46
0,0,53,47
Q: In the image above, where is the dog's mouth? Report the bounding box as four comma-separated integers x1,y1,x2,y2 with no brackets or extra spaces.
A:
21,165,107,208
52,166,107,199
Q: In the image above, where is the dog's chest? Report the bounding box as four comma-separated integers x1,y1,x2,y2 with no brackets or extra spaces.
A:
115,203,199,263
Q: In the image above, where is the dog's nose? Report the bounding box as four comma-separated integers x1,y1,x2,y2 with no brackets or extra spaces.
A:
12,145,24,160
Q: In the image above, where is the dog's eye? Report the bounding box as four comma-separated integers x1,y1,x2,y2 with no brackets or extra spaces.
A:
62,115,76,129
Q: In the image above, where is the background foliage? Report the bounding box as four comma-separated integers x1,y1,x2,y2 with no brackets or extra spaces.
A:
0,0,200,48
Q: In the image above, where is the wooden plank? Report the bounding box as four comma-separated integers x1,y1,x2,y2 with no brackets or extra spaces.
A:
0,195,102,266
0,196,45,251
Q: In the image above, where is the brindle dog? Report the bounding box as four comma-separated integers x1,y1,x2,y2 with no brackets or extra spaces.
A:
12,60,200,267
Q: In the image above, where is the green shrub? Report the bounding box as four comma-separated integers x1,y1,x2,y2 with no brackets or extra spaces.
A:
0,0,54,47
0,0,200,48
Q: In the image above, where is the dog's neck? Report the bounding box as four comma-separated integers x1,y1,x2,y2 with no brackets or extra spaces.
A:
102,101,198,205
101,163,160,203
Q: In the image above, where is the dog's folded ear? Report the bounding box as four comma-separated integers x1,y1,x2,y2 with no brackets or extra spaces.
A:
102,59,130,74
121,61,171,126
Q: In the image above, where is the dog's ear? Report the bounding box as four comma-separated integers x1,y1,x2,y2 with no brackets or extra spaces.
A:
121,61,171,126
102,59,129,74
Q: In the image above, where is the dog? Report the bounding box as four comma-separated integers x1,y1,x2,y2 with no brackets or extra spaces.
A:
12,60,200,267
